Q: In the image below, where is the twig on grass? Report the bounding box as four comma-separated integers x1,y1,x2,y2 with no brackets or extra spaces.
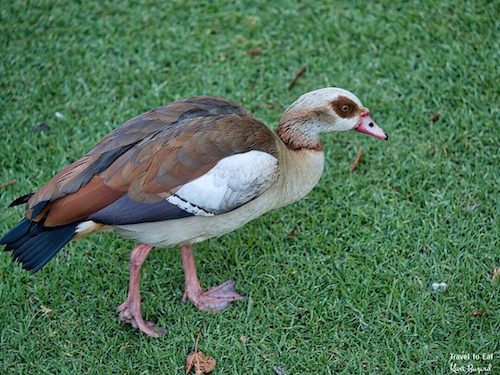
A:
349,147,363,172
0,179,16,189
288,66,307,90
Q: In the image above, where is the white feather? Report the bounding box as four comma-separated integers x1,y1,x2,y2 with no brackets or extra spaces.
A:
166,150,279,215
75,220,96,234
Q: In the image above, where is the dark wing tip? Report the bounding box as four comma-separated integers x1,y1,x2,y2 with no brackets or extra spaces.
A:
9,193,34,207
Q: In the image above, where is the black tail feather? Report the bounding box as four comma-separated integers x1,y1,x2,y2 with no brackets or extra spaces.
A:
1,218,32,246
1,218,78,273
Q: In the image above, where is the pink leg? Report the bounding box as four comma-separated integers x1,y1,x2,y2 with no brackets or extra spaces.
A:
181,244,246,311
116,244,166,337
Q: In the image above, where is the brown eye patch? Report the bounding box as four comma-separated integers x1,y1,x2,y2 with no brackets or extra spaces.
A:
330,96,361,119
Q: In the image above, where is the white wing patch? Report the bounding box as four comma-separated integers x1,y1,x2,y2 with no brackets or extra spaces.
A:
166,150,279,216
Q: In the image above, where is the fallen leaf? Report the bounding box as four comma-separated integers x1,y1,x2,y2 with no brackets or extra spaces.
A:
185,325,217,375
286,227,299,239
250,48,262,56
473,311,486,317
185,351,216,375
288,66,307,90
349,146,363,172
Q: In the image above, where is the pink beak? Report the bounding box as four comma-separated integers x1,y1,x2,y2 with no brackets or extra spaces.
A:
355,111,388,140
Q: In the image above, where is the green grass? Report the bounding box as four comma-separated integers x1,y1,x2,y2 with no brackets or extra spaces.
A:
1,0,498,373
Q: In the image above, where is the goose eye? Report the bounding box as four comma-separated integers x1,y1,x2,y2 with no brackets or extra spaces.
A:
341,104,350,113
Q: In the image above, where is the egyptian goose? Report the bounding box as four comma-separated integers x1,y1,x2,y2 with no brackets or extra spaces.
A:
1,88,387,336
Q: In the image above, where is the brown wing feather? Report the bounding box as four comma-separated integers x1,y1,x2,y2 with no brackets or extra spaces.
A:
32,177,124,226
26,96,279,226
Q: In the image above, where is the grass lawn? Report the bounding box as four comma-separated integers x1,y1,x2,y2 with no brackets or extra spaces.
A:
0,0,498,373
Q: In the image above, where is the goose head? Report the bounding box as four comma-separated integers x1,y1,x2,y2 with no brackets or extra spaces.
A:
276,87,388,150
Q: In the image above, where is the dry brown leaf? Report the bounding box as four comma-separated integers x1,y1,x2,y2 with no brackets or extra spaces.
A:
286,227,299,239
473,311,486,317
185,325,217,375
185,351,216,375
